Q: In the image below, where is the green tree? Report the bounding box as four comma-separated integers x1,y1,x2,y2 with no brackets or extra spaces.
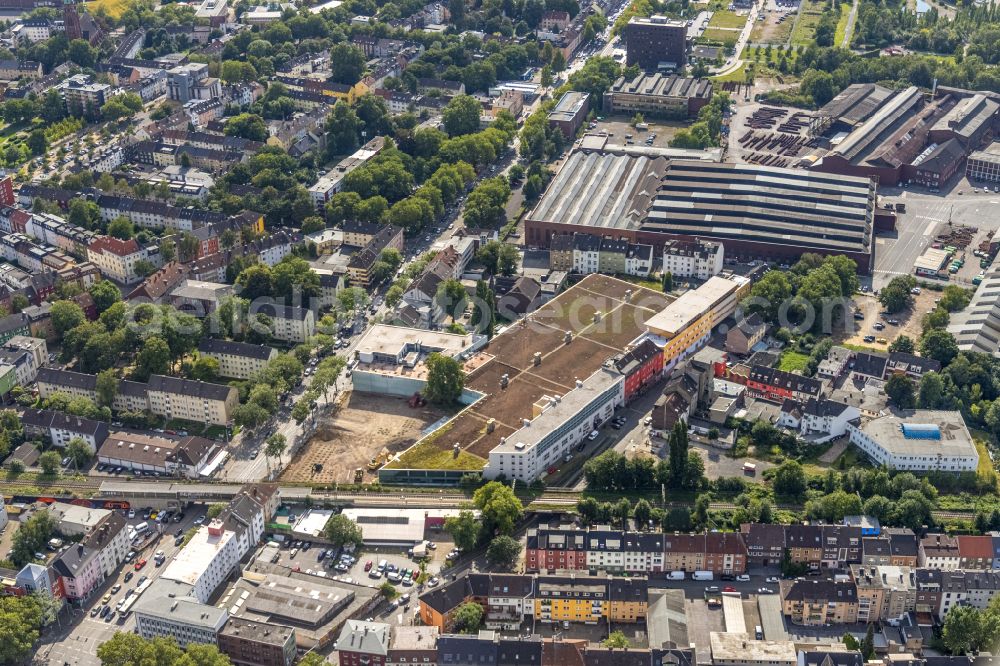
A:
0,595,43,664
942,605,982,654
265,433,287,464
10,509,55,567
920,328,959,365
885,373,916,408
51,300,85,336
918,371,946,409
662,271,673,292
445,509,481,551
939,285,972,312
27,129,46,155
472,481,523,535
65,437,93,470
485,535,522,570
88,280,120,314
603,631,630,649
436,278,468,320
424,353,465,405
38,450,61,476
453,602,485,633
323,513,363,548
107,216,134,240
476,240,520,276
443,95,483,137
325,101,363,157
189,356,220,382
772,459,807,496
95,368,118,408
888,335,915,354
861,624,876,660
224,113,268,142
878,275,917,314
668,421,688,486
206,503,226,519
133,336,171,381
329,42,366,84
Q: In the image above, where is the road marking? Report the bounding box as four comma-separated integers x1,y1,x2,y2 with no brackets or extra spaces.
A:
922,219,939,236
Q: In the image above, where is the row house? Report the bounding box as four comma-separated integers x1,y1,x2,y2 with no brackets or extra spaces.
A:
781,579,859,626
861,528,920,567
611,338,664,403
746,365,824,404
957,535,997,570
741,523,786,568
920,534,961,570
526,527,587,571
96,194,228,232
777,397,860,442
850,565,916,623
418,572,648,633
51,512,128,601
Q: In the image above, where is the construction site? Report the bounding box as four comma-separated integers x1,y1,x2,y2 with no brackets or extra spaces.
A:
279,391,452,485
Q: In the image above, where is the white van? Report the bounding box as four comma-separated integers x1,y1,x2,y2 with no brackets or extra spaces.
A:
667,571,685,581
587,430,599,441
134,521,150,535
692,571,714,581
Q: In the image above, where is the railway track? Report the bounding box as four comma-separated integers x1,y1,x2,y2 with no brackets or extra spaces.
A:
5,477,984,522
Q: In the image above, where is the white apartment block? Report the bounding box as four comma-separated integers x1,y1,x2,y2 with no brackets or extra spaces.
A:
662,239,724,280
249,304,316,344
161,519,241,603
87,236,151,284
197,338,277,379
486,368,624,483
135,579,229,648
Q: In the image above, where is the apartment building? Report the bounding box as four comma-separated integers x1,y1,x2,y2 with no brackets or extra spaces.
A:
57,74,110,119
645,275,751,372
197,339,277,380
661,239,724,280
50,512,128,601
337,620,390,666
147,374,239,426
920,534,962,570
97,431,216,477
777,398,860,441
525,527,588,571
725,314,767,356
781,579,859,626
167,62,221,102
386,626,438,666
346,224,404,287
134,578,229,648
21,408,109,451
218,618,296,666
850,565,916,623
308,137,386,209
247,303,316,344
161,518,241,603
86,236,152,284
741,523,786,568
747,366,824,404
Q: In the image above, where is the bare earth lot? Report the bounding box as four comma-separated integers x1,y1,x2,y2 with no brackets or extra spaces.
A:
280,392,450,484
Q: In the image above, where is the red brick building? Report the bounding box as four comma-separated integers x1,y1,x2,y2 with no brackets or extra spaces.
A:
746,365,823,404
525,527,587,571
613,338,664,403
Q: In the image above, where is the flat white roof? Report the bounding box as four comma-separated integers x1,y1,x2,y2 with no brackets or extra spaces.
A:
645,276,744,337
860,410,978,460
356,324,474,362
162,525,236,586
341,507,470,544
293,509,335,537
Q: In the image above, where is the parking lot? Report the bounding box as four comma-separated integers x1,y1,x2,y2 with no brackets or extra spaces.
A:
590,117,686,149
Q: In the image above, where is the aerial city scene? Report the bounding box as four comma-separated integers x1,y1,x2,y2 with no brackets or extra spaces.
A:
1,0,1000,662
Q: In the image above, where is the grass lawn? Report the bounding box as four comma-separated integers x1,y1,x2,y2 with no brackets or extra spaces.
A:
85,0,131,18
839,342,884,354
790,0,825,46
698,28,740,48
711,62,747,83
390,441,486,471
709,9,748,28
833,2,851,46
778,350,810,372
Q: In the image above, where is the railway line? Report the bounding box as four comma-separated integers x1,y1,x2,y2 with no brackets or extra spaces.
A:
3,477,983,523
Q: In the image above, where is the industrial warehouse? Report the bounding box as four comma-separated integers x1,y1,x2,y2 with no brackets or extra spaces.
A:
807,84,999,186
602,72,713,119
524,149,879,272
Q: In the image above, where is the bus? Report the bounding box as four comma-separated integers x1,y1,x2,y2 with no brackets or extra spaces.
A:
116,578,153,620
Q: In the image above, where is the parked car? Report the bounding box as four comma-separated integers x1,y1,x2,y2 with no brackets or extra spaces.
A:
736,575,750,582
134,559,147,570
